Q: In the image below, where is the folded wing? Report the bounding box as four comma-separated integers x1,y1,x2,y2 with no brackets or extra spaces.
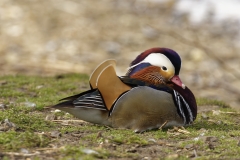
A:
96,63,131,110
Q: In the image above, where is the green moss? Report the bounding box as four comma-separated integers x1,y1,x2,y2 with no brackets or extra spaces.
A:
0,74,89,107
0,131,51,151
60,146,109,160
0,74,239,159
0,106,55,131
197,98,230,108
102,129,149,145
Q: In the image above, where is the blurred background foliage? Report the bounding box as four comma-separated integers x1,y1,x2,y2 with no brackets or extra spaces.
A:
0,0,240,109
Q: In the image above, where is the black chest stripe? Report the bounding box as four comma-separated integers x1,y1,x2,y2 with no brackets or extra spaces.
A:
173,90,193,125
179,94,193,123
174,90,186,124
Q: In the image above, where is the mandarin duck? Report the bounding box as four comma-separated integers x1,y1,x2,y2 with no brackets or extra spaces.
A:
52,48,197,133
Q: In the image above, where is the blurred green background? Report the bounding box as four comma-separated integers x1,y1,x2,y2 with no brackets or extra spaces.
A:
1,0,240,109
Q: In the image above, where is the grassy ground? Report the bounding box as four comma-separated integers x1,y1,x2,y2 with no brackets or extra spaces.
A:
0,74,240,160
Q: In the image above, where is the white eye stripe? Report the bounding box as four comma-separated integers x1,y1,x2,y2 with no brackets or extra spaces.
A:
129,53,175,74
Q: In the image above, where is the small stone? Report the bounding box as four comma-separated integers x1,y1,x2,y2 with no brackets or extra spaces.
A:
71,132,82,137
82,148,99,155
207,119,217,123
0,119,17,131
53,109,61,113
167,154,179,159
134,144,140,148
166,143,175,147
5,119,16,128
104,139,109,144
201,113,208,119
212,110,220,116
0,103,6,110
23,102,36,108
194,129,207,141
36,85,44,89
185,144,194,150
50,131,61,138
148,138,157,143
45,114,56,121
20,148,29,154
194,137,200,141
205,136,218,142
199,132,205,136
126,147,137,153
198,128,207,133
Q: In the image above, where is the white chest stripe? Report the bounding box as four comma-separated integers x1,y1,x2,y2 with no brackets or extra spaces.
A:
179,94,193,123
173,90,193,124
174,90,186,124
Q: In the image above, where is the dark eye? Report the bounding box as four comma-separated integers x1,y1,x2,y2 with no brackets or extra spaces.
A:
162,66,167,71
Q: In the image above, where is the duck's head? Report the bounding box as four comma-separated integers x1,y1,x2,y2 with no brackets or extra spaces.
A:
126,47,185,89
